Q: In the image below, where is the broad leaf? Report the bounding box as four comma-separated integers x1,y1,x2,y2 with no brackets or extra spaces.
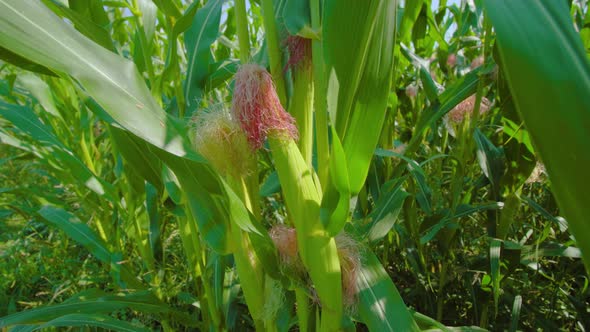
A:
484,0,590,270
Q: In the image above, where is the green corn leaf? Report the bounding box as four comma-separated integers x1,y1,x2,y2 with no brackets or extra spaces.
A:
509,295,522,332
108,125,164,193
341,0,397,194
356,249,420,331
259,171,281,197
158,1,200,95
490,239,501,315
520,243,581,262
0,45,57,76
37,205,112,263
34,314,150,332
0,291,182,327
474,128,505,197
522,196,568,232
151,0,182,18
364,178,409,242
0,0,184,155
38,205,144,289
323,0,383,137
146,181,162,261
282,0,316,38
0,100,60,146
184,0,224,110
497,193,520,240
483,0,590,269
40,0,114,52
399,0,424,44
68,0,111,28
205,59,239,93
407,64,494,154
137,0,157,48
375,148,433,215
162,166,182,204
400,43,441,103
0,0,236,253
420,202,503,244
155,148,232,253
0,101,117,202
16,73,61,118
322,127,351,235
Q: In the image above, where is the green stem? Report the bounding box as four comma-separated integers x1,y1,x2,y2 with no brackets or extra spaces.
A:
268,137,342,331
295,288,311,332
227,177,267,330
436,262,448,321
235,0,250,63
260,0,287,104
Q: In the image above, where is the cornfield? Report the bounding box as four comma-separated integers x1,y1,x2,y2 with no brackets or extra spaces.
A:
0,0,589,331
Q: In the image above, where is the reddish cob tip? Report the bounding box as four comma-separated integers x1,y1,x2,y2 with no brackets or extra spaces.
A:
231,64,298,149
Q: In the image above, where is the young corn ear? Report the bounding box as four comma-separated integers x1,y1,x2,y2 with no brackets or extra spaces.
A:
269,225,362,311
193,108,267,329
445,94,491,136
192,108,255,178
232,64,343,330
231,64,298,149
286,36,314,166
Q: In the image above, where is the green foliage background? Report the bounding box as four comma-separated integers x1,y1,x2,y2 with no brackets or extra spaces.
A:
1,0,589,331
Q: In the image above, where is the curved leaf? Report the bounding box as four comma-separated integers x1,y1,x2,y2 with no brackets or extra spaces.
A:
35,314,150,332
356,249,420,331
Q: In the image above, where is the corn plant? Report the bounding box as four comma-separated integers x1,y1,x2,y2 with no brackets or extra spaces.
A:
0,0,589,331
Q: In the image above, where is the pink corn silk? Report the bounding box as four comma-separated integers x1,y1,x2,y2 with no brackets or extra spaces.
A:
232,64,298,149
285,35,311,72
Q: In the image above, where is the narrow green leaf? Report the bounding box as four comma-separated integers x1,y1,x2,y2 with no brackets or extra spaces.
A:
474,128,505,196
364,178,409,242
375,148,433,215
184,0,224,110
151,0,182,18
37,206,112,263
509,295,522,332
0,291,178,327
522,196,568,232
34,314,149,332
16,73,61,118
420,202,503,244
68,0,111,28
205,59,239,93
407,65,494,154
259,171,281,197
0,101,117,201
0,0,185,156
322,127,351,235
400,44,441,103
109,126,164,193
146,181,162,261
490,239,501,315
399,0,424,43
0,0,238,253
